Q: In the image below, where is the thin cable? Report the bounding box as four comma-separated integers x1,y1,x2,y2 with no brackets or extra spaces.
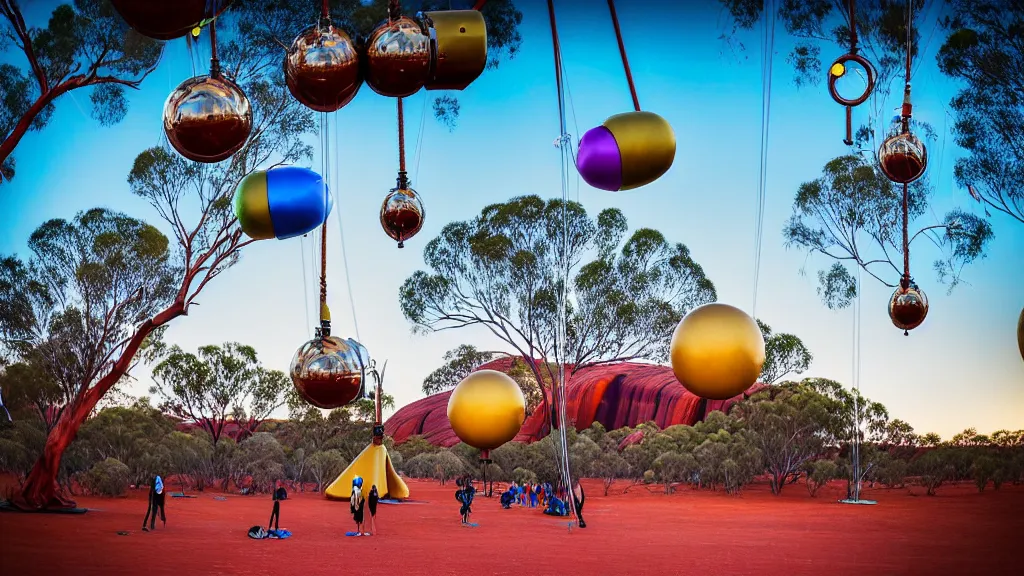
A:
208,15,220,78
412,92,429,183
333,112,362,342
300,236,311,337
606,0,640,112
752,0,776,319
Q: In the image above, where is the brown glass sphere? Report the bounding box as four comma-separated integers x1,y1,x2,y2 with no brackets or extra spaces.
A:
290,336,366,409
889,283,929,334
364,16,431,98
380,186,425,248
111,0,232,41
878,131,928,184
285,22,362,112
163,75,252,163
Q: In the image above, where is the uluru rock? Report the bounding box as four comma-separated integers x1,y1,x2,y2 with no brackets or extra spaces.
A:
384,359,763,447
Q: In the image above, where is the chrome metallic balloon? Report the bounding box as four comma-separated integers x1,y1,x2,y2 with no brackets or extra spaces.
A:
111,0,233,40
290,336,367,409
380,186,425,248
163,75,252,163
878,130,928,184
888,283,929,334
285,22,362,112
364,16,431,98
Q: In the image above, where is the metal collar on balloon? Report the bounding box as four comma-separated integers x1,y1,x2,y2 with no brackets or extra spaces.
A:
828,53,875,107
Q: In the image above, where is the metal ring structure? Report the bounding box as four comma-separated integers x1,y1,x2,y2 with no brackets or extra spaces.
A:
828,52,875,107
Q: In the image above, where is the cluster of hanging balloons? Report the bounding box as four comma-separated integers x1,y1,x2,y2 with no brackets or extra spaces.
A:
878,115,930,335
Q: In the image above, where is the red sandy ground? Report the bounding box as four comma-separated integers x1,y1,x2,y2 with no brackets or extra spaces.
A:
2,478,1021,575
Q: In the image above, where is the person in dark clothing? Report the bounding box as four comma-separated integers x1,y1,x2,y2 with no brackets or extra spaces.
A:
350,477,366,536
142,475,166,531
457,476,475,524
572,479,586,528
268,481,286,531
368,485,379,535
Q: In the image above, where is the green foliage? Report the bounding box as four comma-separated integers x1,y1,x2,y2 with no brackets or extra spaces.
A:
914,450,952,496
590,451,629,495
149,342,288,445
971,455,998,492
757,319,813,384
400,195,715,420
422,345,500,395
784,155,991,307
307,449,346,491
229,432,285,493
0,0,163,181
81,457,131,497
938,1,1024,225
76,399,175,486
805,459,837,497
403,450,468,484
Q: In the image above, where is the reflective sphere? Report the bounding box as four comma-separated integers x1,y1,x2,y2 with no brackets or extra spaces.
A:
163,75,252,163
290,336,366,409
380,186,425,247
447,370,526,451
878,131,928,184
364,16,431,98
285,23,362,112
111,0,232,40
669,303,766,400
888,283,929,333
1017,307,1024,363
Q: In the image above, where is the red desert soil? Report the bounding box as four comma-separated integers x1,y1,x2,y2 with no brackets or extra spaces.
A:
2,479,1021,575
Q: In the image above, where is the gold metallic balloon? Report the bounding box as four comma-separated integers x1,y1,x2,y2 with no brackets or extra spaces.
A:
364,16,431,98
603,112,677,190
380,186,425,248
447,369,526,451
163,75,252,163
290,336,366,410
284,22,362,112
423,10,488,91
888,283,929,333
1017,307,1024,363
878,130,928,184
669,303,766,400
111,0,232,41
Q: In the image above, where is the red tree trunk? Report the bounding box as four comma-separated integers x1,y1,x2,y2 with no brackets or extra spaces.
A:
0,83,75,168
13,303,183,510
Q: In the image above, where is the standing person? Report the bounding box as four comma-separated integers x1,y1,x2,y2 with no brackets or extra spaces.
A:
367,485,379,535
460,476,476,525
530,484,539,508
572,479,586,528
268,481,286,532
142,475,166,532
350,477,366,536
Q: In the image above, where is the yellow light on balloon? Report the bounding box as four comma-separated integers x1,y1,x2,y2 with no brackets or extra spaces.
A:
669,303,765,400
830,62,846,77
191,26,201,37
447,369,526,451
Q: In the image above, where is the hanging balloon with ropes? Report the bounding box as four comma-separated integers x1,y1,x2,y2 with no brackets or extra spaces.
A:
284,0,363,113
827,0,876,146
110,0,233,41
575,0,676,192
163,15,253,163
882,0,929,336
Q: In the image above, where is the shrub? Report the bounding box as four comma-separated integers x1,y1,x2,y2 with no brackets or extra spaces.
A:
82,458,131,497
877,459,909,488
805,459,838,497
511,467,538,485
643,469,655,484
971,456,998,492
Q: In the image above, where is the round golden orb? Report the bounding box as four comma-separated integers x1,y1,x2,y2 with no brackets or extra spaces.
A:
669,303,765,400
447,369,526,451
284,22,362,113
364,16,431,98
290,336,366,409
888,283,929,334
163,75,252,163
878,130,928,184
380,186,425,248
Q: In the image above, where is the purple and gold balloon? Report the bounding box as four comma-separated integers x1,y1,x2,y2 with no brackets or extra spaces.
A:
576,111,675,192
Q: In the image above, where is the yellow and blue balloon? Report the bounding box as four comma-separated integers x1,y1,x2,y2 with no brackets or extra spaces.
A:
233,166,333,240
576,111,676,192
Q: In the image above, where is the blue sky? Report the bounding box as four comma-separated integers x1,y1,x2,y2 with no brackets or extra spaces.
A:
2,1,1021,438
